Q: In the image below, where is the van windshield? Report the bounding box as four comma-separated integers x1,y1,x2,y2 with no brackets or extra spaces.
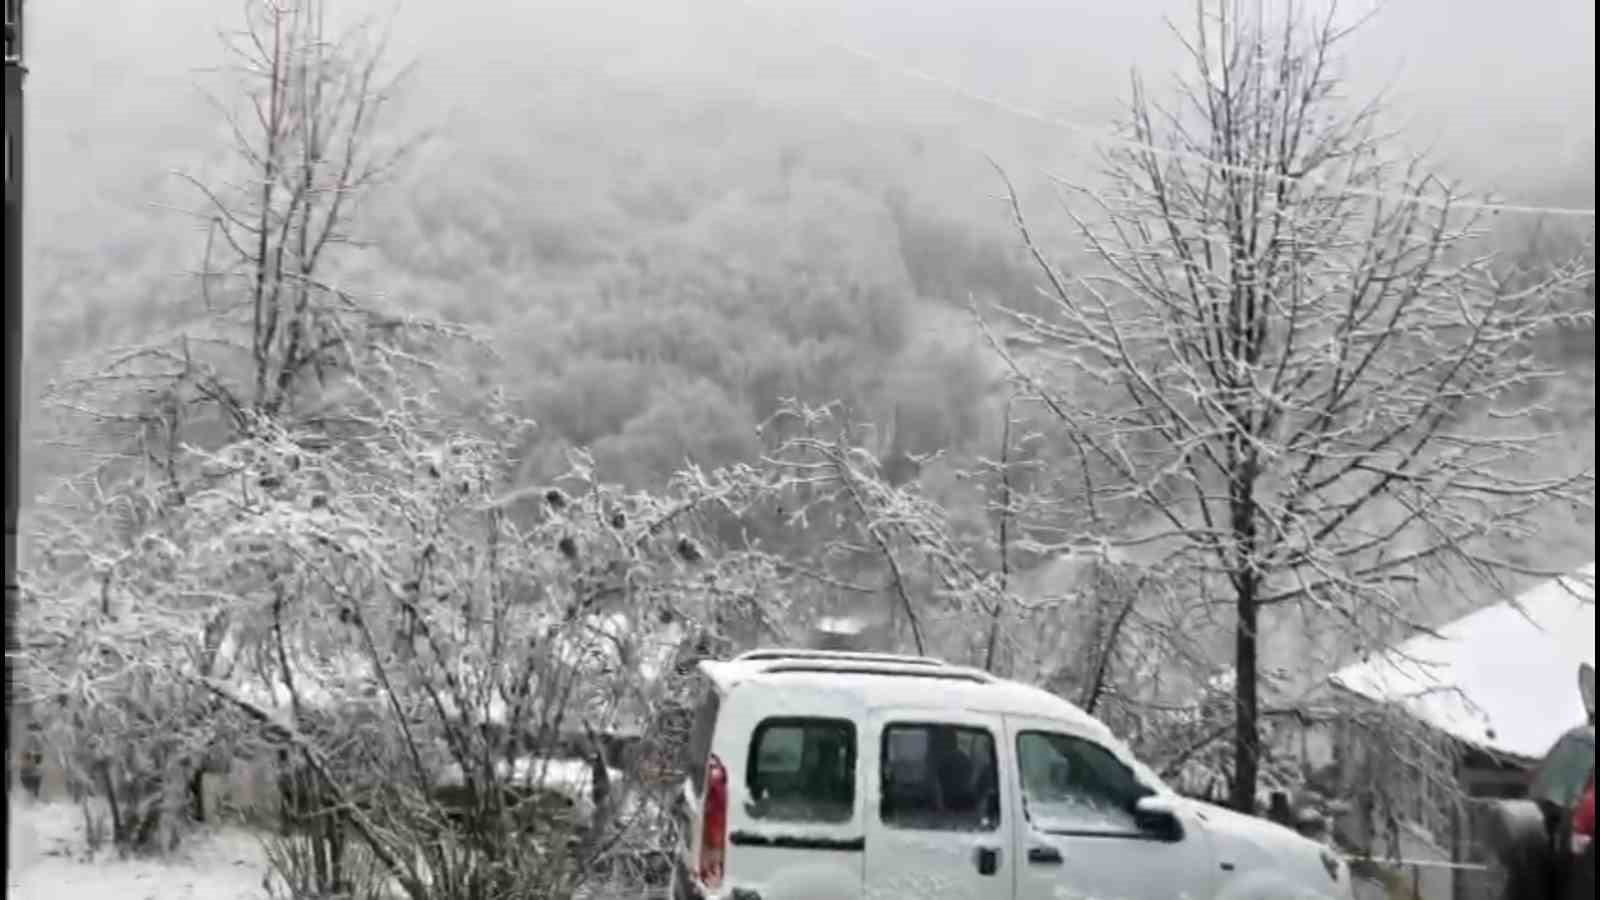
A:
1017,730,1153,834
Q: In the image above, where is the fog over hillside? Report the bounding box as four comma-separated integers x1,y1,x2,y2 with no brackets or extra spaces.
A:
19,0,1595,532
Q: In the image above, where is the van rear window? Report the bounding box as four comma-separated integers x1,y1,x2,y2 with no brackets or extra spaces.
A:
745,718,857,823
683,683,721,794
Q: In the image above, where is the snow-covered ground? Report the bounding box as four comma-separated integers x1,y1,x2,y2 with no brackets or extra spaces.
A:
7,797,270,900
7,795,667,900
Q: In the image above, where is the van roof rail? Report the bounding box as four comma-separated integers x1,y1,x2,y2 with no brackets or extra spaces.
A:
734,648,950,667
758,660,995,684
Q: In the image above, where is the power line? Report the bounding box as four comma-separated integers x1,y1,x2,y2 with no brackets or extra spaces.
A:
733,2,1596,220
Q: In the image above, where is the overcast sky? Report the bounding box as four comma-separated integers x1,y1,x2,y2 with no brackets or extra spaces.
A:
24,0,1596,208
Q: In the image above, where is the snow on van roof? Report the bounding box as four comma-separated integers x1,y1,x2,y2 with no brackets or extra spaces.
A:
698,651,1113,737
1329,563,1596,761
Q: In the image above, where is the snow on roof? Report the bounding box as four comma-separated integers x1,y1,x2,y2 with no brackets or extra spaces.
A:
433,757,646,821
812,616,872,639
436,757,622,796
814,615,866,632
1328,564,1596,760
227,613,684,721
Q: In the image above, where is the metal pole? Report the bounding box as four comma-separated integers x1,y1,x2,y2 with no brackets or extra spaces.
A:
4,0,25,796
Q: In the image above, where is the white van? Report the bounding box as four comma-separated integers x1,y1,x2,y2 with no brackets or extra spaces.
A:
670,649,1353,900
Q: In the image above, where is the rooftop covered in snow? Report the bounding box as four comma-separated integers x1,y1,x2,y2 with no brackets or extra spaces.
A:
1328,563,1596,761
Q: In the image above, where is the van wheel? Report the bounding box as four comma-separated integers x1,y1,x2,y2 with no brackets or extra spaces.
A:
1486,800,1552,900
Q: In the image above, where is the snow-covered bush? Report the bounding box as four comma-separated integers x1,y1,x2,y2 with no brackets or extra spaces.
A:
21,370,803,896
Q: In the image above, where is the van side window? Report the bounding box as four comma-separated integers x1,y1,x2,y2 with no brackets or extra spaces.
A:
1015,731,1152,835
745,718,857,823
880,723,1001,832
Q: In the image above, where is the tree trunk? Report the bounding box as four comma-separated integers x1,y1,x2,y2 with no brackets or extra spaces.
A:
1231,563,1261,814
1228,437,1262,815
188,767,206,823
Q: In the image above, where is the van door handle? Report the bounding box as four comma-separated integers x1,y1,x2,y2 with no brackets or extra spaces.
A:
1027,845,1063,865
974,845,1001,875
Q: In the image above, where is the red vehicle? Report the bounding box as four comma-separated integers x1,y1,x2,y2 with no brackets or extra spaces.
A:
1489,664,1596,900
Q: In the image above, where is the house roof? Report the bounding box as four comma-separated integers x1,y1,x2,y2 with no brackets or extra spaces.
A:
1328,563,1596,761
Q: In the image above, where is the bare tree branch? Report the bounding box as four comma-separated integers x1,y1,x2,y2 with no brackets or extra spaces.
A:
985,0,1594,813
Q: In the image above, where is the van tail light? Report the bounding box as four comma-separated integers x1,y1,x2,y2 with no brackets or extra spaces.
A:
699,754,729,889
1571,772,1594,857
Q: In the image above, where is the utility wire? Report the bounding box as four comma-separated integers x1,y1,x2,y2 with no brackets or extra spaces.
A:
731,2,1597,220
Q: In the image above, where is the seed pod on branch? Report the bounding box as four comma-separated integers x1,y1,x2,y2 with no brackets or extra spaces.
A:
675,536,705,564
